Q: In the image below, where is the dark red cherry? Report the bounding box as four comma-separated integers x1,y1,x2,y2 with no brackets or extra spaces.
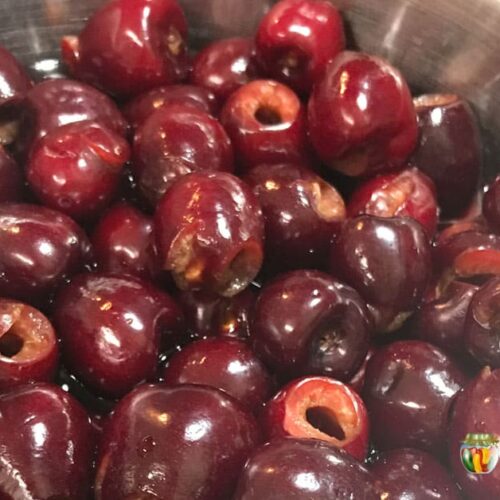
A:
348,345,376,393
163,337,273,409
191,37,258,103
53,273,184,398
370,448,461,499
123,84,218,130
27,120,130,220
155,171,264,297
411,94,481,217
255,0,345,95
91,203,158,280
245,163,345,272
0,146,24,202
308,51,418,176
0,203,90,302
348,167,438,237
483,175,500,233
363,340,466,456
0,44,32,107
251,270,372,380
0,299,58,390
61,0,189,98
233,438,378,500
220,79,310,171
133,104,234,207
0,383,95,499
94,384,261,499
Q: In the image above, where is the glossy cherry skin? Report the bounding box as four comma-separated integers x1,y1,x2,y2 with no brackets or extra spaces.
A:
234,438,378,500
363,340,466,456
411,94,481,217
348,345,376,393
262,376,369,461
370,448,460,500
251,270,372,380
308,51,418,177
191,37,258,103
155,171,264,297
123,84,218,130
27,120,130,220
53,273,184,398
220,80,310,171
91,203,158,280
329,215,432,333
0,146,24,202
245,163,346,272
163,337,273,409
95,384,261,499
61,0,189,98
0,299,58,390
483,175,500,233
0,203,90,302
255,0,344,95
348,167,438,237
448,367,500,498
0,44,32,107
133,104,234,207
0,383,95,499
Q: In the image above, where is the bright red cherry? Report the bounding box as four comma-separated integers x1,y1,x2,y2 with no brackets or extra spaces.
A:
0,44,32,107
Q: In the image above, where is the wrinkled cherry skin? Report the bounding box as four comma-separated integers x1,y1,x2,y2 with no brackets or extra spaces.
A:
91,203,158,280
233,438,378,500
220,79,310,171
27,120,130,220
411,94,481,217
133,104,234,208
0,146,24,202
0,45,32,107
61,0,189,98
330,215,432,333
53,273,184,398
0,383,95,499
191,37,258,104
448,368,500,498
95,384,261,499
348,167,438,237
123,84,218,130
245,163,346,272
0,203,90,303
483,175,500,233
255,0,345,95
155,171,265,297
308,51,418,177
363,340,466,456
163,337,273,409
262,376,369,461
370,448,460,500
0,300,58,390
251,270,372,381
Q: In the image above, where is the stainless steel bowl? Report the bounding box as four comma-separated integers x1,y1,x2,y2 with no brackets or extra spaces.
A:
1,0,499,174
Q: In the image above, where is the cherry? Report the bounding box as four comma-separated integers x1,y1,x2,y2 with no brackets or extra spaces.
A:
234,438,378,499
0,44,32,107
0,299,58,390
308,51,418,176
348,345,376,393
363,340,466,456
411,94,481,217
220,79,310,171
329,215,432,333
95,384,261,499
0,203,90,303
191,37,258,103
347,167,438,237
0,383,95,499
262,376,369,461
244,163,346,272
0,146,24,202
154,171,264,297
133,104,234,207
61,0,189,98
255,0,344,95
27,120,130,220
250,270,372,380
483,175,500,233
53,273,184,398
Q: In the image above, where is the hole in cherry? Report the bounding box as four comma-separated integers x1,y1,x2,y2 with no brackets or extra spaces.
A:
254,106,282,126
0,328,24,357
306,406,346,440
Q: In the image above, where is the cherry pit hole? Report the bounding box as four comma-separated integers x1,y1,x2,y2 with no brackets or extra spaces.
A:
0,328,24,357
306,406,346,440
254,106,282,126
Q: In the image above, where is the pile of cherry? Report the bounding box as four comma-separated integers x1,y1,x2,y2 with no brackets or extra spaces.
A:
0,0,499,498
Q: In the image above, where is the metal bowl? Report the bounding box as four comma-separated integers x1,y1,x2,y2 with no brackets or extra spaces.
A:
1,0,499,174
